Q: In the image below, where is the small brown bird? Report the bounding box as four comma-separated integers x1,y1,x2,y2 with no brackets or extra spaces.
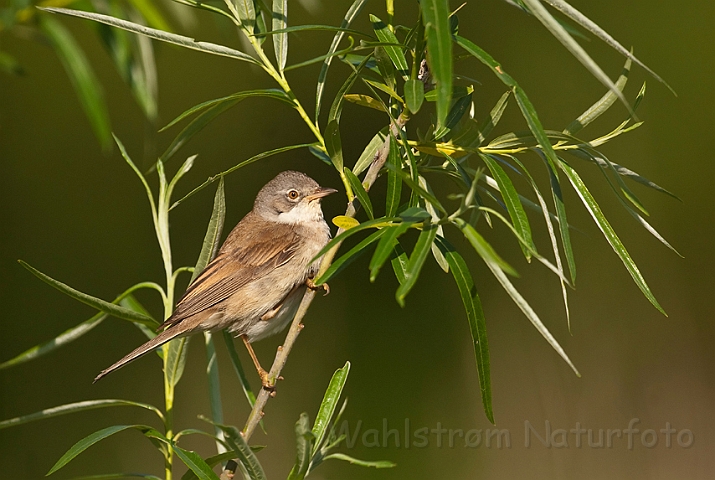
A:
94,171,336,387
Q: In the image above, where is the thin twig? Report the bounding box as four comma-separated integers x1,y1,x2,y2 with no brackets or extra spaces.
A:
241,113,410,440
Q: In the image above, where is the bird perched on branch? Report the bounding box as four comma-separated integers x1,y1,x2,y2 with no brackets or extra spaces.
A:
94,170,336,388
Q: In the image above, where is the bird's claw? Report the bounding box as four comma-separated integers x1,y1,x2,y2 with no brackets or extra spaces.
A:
306,278,329,296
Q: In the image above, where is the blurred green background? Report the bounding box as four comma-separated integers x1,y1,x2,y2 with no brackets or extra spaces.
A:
1,0,713,478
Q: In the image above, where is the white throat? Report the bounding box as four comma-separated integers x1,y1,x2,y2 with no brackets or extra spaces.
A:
275,201,325,225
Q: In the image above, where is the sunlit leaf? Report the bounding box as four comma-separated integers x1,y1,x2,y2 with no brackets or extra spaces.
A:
311,362,350,452
343,94,387,113
385,136,402,217
323,453,395,468
40,8,259,65
272,0,288,70
173,445,220,480
369,14,409,78
353,128,387,175
559,160,666,314
369,223,412,282
0,400,163,431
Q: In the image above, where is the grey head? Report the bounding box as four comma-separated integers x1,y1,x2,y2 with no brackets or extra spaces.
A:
253,170,337,224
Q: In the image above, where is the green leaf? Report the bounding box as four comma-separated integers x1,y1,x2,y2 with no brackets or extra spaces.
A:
559,161,666,315
0,312,105,370
272,0,288,71
456,220,518,276
565,56,631,135
0,400,163,431
385,136,403,218
481,155,535,260
48,425,148,475
395,225,439,306
435,237,493,423
354,128,387,176
519,0,631,112
324,120,344,172
437,92,473,138
542,0,674,94
40,8,259,65
40,16,111,151
161,89,292,132
369,14,409,78
69,473,162,480
284,37,356,72
222,331,258,410
456,219,580,376
369,223,412,282
235,0,256,30
323,453,395,468
192,178,226,283
255,24,370,37
390,242,409,284
344,169,374,219
315,0,367,124
164,337,190,387
204,332,225,453
312,216,399,262
363,79,404,105
404,78,425,114
343,94,387,113
203,419,266,480
328,53,373,125
171,143,316,209
312,362,350,452
18,261,156,327
421,0,453,130
315,230,387,285
172,445,220,480
287,413,314,480
161,100,240,162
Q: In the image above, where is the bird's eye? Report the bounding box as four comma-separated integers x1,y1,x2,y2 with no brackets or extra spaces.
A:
287,189,299,200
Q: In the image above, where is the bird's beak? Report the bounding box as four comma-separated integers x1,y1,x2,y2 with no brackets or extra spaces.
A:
305,186,338,202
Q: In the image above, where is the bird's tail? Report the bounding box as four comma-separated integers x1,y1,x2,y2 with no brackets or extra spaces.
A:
93,324,191,383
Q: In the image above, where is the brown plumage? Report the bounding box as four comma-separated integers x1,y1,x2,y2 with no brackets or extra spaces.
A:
94,171,336,384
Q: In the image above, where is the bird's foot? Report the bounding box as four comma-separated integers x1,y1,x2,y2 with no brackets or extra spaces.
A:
306,278,329,296
259,368,275,391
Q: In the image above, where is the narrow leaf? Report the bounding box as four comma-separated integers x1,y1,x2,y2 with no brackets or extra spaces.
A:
456,219,580,376
191,178,226,283
385,136,402,217
369,14,409,78
559,161,666,314
312,362,350,452
222,331,258,410
172,445,220,480
287,413,314,480
481,154,535,260
344,169,374,219
315,0,368,123
0,400,163,431
421,0,453,130
312,216,399,262
272,0,288,71
395,225,439,306
324,120,344,172
205,420,267,480
48,425,145,475
519,0,631,112
324,453,395,468
18,261,156,327
343,94,387,113
369,223,412,282
40,16,111,150
314,230,387,285
435,236,493,423
40,8,259,65
353,128,387,176
404,78,425,114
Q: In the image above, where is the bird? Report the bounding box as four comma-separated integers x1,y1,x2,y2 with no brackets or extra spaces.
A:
93,170,337,387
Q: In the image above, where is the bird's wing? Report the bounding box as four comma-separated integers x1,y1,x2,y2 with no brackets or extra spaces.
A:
159,222,301,330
